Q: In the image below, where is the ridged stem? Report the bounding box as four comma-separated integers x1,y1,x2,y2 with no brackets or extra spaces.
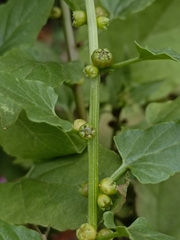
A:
85,0,99,229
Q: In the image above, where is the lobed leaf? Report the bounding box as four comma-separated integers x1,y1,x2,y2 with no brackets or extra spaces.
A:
0,145,121,230
0,45,84,88
135,41,180,62
0,111,86,161
0,219,42,240
0,71,71,130
0,0,54,55
114,121,180,184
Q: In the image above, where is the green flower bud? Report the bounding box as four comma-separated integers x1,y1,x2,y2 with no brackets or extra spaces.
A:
83,65,99,78
95,6,108,18
91,48,113,69
50,6,62,19
97,228,113,240
73,119,87,131
78,182,88,198
99,178,117,195
97,194,113,211
97,16,109,30
72,10,87,27
79,123,96,140
76,223,97,240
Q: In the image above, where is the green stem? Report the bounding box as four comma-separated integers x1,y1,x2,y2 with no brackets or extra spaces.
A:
103,57,140,72
110,163,127,181
60,0,87,120
85,0,99,229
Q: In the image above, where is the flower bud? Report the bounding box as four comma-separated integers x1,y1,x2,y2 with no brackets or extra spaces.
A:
83,65,99,78
97,17,109,30
97,194,113,211
73,119,87,131
79,123,96,140
97,228,113,240
50,6,62,19
91,48,113,69
76,223,97,240
72,10,87,27
95,6,108,18
78,182,88,198
99,178,117,195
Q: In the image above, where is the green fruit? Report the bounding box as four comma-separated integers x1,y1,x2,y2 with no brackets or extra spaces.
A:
95,6,108,18
97,228,113,240
76,223,97,240
91,48,113,69
97,194,113,211
72,10,87,27
97,16,109,30
78,182,88,198
50,6,62,19
99,177,117,195
73,119,87,131
79,123,96,140
83,65,99,78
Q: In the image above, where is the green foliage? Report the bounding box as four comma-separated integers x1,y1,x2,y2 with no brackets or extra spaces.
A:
114,121,180,184
1,0,180,239
103,212,176,240
0,145,121,231
0,0,54,55
0,219,42,240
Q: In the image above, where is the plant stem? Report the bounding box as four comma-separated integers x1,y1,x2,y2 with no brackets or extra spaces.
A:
103,57,140,73
85,0,99,229
110,163,127,181
60,0,87,120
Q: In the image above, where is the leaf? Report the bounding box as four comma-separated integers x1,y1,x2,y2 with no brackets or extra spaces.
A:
135,41,180,62
0,0,54,55
0,145,121,230
0,111,86,160
127,218,176,240
0,71,71,130
0,45,84,88
63,0,85,11
134,173,180,238
114,121,180,184
0,219,42,240
146,96,180,125
100,0,156,19
103,213,175,240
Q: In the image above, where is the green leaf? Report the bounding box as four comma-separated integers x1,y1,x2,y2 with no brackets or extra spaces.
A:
127,218,176,240
103,213,175,239
0,71,71,130
0,145,121,230
0,219,42,240
0,111,85,160
100,0,156,19
135,41,180,62
114,121,180,184
134,173,180,238
0,45,84,88
146,96,180,125
0,0,54,55
63,0,85,11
